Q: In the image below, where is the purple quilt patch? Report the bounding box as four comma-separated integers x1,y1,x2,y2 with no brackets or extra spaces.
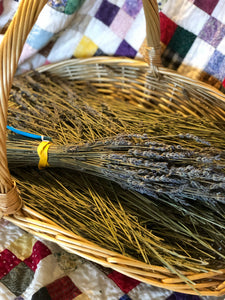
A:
199,17,225,48
95,0,120,26
123,0,142,18
194,0,219,15
115,40,137,58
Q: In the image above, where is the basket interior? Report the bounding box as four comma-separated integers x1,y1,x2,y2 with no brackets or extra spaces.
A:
6,69,225,284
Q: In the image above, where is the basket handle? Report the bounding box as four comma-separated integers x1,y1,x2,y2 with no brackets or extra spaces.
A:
0,0,48,215
142,0,162,68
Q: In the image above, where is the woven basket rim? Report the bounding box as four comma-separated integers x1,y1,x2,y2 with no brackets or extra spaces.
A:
37,57,225,101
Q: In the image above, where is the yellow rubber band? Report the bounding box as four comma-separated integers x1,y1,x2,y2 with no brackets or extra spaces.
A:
37,141,52,170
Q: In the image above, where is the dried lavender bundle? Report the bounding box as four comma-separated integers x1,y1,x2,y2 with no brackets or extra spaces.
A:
7,72,225,205
7,133,225,204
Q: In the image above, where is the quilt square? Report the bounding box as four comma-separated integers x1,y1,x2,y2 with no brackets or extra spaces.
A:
199,16,225,48
122,0,142,18
204,50,225,80
46,276,82,300
167,26,196,58
110,9,133,39
194,0,219,15
0,249,21,279
115,40,137,58
108,271,140,294
26,24,54,50
74,36,98,58
95,0,120,26
0,262,34,296
160,12,177,45
24,241,51,271
65,0,85,15
7,233,36,261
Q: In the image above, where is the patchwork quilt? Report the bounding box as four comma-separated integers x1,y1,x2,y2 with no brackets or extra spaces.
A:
0,0,168,73
1,0,225,299
160,0,225,90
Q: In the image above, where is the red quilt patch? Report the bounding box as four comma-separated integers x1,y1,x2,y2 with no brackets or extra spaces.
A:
24,241,51,271
47,276,82,300
0,249,21,279
108,271,140,294
160,12,177,45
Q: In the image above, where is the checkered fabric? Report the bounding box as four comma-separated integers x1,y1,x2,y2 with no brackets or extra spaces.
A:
160,0,225,90
17,0,148,73
0,0,168,74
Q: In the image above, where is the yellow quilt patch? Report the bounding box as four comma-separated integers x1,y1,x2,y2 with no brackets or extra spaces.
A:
74,36,98,58
8,233,36,260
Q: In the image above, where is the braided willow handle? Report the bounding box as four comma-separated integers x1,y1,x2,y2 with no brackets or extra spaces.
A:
142,0,162,68
0,0,48,215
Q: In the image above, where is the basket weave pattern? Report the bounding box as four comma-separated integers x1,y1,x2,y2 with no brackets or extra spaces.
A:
1,0,225,296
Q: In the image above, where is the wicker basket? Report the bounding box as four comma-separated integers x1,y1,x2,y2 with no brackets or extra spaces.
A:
1,0,225,296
